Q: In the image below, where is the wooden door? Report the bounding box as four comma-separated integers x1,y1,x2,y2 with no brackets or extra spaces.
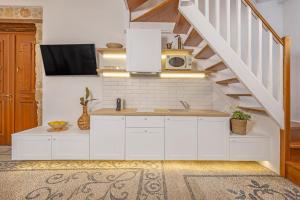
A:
0,33,14,145
14,33,37,134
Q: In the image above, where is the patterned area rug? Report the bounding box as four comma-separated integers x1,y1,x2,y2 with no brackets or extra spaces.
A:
0,161,167,200
184,175,300,200
0,146,299,200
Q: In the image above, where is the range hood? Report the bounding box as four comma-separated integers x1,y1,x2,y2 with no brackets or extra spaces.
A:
126,29,162,73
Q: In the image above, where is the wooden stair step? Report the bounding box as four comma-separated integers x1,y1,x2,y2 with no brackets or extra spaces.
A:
126,0,149,11
184,29,203,47
227,94,252,98
290,142,300,149
286,161,300,186
205,62,227,72
238,106,266,113
216,78,239,85
195,45,215,59
132,0,179,22
291,122,300,131
173,13,191,34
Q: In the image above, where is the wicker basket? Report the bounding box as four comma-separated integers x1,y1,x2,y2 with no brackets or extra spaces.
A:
231,119,247,135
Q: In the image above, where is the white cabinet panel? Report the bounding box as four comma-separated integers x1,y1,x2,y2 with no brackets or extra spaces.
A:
52,135,89,160
165,117,198,160
198,117,230,160
90,116,125,160
126,29,161,73
126,128,164,160
126,116,164,128
12,135,52,160
229,137,270,161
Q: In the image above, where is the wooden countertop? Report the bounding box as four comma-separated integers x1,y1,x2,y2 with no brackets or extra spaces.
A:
90,108,229,117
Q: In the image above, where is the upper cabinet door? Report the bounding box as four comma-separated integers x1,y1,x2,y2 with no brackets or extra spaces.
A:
126,29,161,72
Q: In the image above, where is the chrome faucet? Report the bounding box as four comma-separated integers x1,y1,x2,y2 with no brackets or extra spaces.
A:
180,101,190,110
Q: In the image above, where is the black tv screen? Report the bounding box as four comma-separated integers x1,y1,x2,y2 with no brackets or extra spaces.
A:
40,44,97,76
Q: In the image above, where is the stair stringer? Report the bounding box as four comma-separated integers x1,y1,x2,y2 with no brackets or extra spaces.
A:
179,4,284,128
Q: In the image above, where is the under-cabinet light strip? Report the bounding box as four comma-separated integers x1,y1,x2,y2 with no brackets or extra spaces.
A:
102,54,167,59
160,73,206,79
102,72,206,78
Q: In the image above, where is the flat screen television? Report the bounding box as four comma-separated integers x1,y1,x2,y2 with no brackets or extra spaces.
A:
40,44,97,76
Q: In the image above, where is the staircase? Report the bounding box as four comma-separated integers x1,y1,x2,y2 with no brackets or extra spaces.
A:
125,0,294,184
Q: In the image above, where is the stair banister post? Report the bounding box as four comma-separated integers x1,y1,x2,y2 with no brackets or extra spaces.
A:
280,36,291,177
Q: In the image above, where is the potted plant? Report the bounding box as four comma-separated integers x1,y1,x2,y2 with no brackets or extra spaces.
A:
230,110,251,135
78,87,92,130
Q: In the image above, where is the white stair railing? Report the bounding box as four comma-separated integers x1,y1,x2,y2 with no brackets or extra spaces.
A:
179,0,284,127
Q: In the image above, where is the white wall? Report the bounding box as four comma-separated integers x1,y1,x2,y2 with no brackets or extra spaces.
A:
256,0,284,36
282,0,300,122
256,0,300,122
0,0,128,124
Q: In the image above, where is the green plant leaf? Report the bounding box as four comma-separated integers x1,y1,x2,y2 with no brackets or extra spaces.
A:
231,110,251,120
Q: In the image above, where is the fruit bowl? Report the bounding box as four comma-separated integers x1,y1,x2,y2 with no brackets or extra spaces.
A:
48,121,68,130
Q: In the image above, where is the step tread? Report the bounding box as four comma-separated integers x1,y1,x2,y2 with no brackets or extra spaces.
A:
291,122,300,130
227,93,252,97
216,78,239,85
195,45,215,59
132,0,179,22
238,106,266,112
290,142,300,149
127,0,148,11
286,161,300,171
184,29,203,47
205,62,227,72
173,13,191,34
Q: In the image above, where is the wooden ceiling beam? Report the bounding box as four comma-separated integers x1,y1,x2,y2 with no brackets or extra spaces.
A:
132,0,179,22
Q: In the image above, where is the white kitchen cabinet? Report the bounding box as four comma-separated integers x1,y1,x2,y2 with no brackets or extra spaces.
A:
52,135,89,160
198,117,230,160
126,29,161,73
126,116,164,128
229,136,270,161
165,117,198,160
90,116,125,160
12,135,52,160
126,128,164,160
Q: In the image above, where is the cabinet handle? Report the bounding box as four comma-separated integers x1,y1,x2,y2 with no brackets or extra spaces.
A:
144,118,148,120
53,138,56,141
48,138,51,141
144,130,148,133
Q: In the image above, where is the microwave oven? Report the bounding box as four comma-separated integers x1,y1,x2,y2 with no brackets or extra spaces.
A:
165,55,192,70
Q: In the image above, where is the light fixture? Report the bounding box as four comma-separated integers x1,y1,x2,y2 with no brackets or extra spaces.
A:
160,73,206,79
103,54,167,59
102,54,126,59
102,72,130,78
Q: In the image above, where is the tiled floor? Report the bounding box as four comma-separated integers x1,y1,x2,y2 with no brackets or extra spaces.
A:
0,146,299,200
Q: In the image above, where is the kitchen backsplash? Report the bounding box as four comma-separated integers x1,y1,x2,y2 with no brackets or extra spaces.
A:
102,77,213,109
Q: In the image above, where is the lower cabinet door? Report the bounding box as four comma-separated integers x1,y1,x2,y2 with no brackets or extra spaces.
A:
165,117,198,160
90,116,125,160
126,128,164,160
52,135,89,160
229,137,270,161
12,135,52,160
198,117,229,160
